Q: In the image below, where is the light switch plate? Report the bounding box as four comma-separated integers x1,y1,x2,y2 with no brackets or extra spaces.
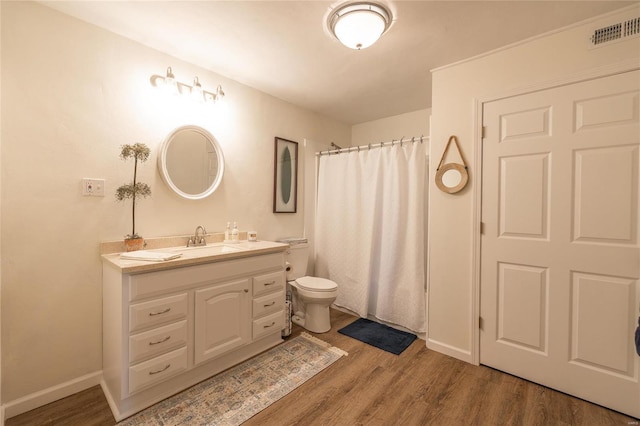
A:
82,178,105,197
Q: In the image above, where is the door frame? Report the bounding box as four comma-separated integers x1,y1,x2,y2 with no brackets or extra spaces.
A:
470,58,640,365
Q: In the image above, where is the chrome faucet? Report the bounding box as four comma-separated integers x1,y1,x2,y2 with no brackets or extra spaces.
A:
188,225,207,247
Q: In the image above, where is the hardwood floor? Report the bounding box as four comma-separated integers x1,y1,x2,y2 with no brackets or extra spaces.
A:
6,309,636,425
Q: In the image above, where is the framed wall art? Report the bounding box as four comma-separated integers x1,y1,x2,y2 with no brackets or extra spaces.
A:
273,137,298,213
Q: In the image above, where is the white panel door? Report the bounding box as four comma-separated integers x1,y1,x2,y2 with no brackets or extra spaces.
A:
481,70,640,418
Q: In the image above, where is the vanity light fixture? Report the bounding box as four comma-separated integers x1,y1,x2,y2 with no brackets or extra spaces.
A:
191,76,204,102
150,67,225,104
163,66,178,95
215,85,225,101
327,2,392,50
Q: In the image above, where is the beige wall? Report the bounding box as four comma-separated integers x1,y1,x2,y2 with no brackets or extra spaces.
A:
0,1,350,404
428,6,640,362
351,108,430,147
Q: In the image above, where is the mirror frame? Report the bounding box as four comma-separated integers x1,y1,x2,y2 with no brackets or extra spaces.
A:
158,125,225,200
435,163,468,194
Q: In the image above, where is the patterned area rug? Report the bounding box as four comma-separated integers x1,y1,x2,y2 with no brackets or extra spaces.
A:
118,333,347,426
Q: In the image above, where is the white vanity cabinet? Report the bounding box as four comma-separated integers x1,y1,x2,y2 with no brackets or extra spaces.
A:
101,245,287,421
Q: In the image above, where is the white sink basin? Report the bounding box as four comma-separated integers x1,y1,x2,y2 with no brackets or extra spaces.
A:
171,244,244,255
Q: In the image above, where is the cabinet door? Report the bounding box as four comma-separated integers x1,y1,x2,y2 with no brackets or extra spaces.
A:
194,278,251,365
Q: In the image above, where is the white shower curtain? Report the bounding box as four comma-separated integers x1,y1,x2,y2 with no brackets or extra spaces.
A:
315,141,426,333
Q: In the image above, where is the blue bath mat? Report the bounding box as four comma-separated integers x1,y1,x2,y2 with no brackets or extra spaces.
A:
338,318,417,355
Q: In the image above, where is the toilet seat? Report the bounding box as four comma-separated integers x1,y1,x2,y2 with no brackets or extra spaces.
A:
296,276,337,292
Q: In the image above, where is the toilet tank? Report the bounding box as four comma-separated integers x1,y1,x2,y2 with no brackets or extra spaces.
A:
279,238,309,281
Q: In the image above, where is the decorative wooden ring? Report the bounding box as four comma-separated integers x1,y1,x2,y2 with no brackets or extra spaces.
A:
435,163,468,194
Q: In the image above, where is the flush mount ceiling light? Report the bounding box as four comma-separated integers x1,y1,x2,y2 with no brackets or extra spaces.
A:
327,2,392,50
150,67,225,104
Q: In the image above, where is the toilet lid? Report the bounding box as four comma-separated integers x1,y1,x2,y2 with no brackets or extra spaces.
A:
296,276,338,292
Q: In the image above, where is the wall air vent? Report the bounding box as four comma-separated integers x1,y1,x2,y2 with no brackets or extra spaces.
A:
589,17,640,48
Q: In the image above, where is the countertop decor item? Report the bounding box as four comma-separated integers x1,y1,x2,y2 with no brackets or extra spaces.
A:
116,143,152,251
435,135,469,194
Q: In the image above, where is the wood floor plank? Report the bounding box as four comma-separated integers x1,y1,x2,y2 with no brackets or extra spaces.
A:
6,309,638,425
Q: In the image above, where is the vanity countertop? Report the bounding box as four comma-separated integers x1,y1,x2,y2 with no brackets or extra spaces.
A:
102,240,289,274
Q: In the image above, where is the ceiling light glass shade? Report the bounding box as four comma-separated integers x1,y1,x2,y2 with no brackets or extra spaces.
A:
335,10,384,49
329,2,392,50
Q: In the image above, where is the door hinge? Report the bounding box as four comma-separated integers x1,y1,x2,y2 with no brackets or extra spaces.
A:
481,126,486,139
479,316,484,330
480,222,485,235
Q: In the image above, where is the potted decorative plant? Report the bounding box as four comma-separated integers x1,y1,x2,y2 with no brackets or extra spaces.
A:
116,143,152,252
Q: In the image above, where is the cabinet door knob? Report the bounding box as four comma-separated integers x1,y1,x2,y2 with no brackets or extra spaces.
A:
264,281,276,286
263,321,276,328
244,289,249,293
264,301,276,307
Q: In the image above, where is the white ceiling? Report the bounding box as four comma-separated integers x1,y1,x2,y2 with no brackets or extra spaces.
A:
40,1,634,125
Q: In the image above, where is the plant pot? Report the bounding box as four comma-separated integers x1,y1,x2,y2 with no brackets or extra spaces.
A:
124,237,145,252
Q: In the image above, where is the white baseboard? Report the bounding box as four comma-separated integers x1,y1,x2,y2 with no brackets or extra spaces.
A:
2,371,102,421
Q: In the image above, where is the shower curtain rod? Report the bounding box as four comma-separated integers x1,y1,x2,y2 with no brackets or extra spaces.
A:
317,135,427,156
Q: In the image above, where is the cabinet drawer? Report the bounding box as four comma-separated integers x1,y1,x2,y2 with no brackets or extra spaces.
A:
129,293,188,333
128,346,188,395
129,320,187,364
252,271,285,297
252,310,284,340
253,291,285,318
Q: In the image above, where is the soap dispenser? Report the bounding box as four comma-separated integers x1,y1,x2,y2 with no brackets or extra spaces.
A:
224,222,231,242
231,222,239,242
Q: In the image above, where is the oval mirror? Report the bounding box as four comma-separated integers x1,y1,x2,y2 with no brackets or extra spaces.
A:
158,125,225,200
442,168,462,187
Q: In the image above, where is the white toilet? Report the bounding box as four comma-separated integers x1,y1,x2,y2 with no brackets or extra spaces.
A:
280,238,338,333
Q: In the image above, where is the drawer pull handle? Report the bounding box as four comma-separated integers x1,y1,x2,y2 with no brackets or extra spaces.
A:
149,308,171,316
149,364,171,375
263,321,276,328
264,301,276,307
264,281,276,286
149,336,171,346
